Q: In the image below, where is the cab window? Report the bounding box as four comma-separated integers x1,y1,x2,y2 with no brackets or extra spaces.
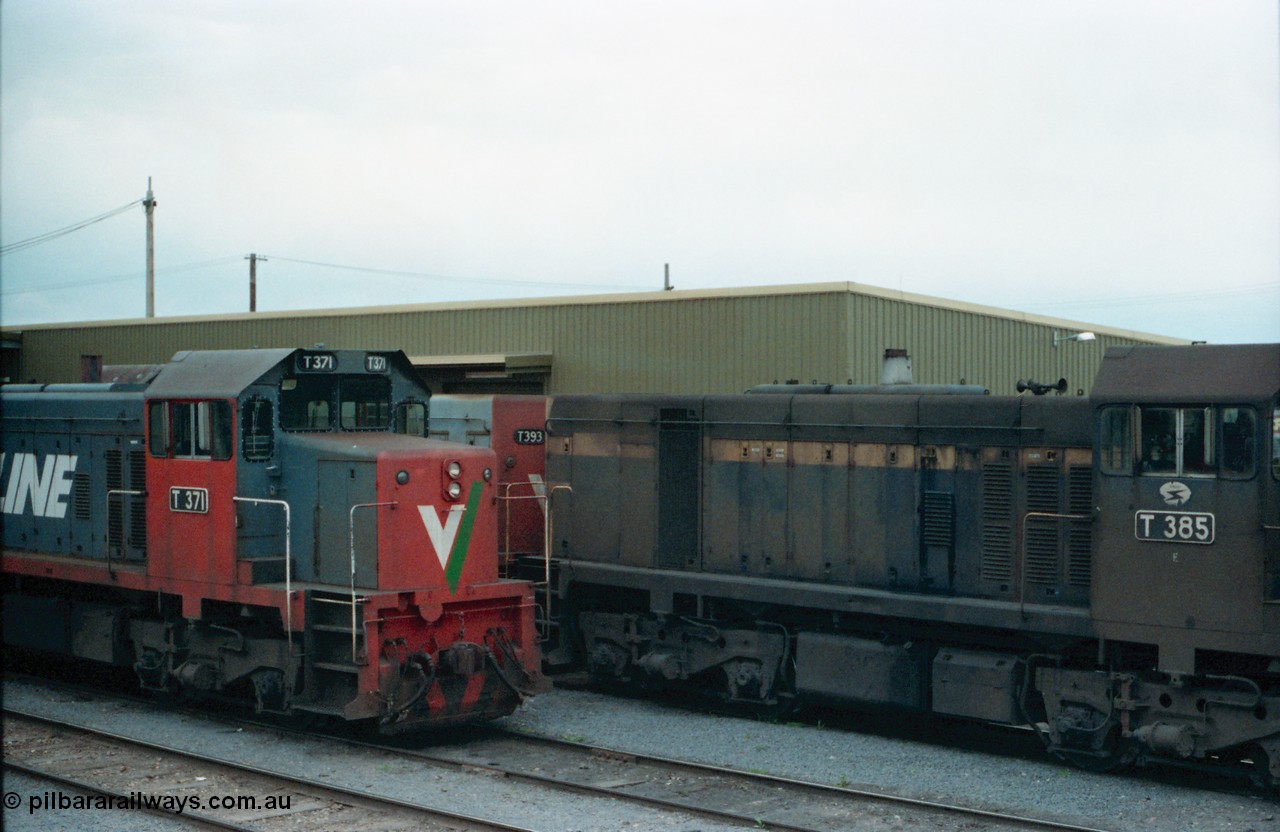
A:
148,400,232,460
1128,405,1256,479
1220,407,1256,479
242,397,275,461
395,401,427,437
280,376,334,431
1099,406,1132,474
1103,404,1259,478
339,377,391,430
1139,407,1181,474
1271,411,1280,481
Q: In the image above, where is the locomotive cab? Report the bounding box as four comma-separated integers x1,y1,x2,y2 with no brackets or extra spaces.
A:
1037,343,1280,782
1088,344,1280,671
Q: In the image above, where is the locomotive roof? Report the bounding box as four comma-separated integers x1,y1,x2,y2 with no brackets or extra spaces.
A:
145,348,422,399
145,349,302,399
1091,343,1280,404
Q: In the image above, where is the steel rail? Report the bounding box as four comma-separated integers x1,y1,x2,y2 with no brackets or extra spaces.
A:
3,758,257,832
4,707,535,832
482,725,1122,832
219,706,1120,832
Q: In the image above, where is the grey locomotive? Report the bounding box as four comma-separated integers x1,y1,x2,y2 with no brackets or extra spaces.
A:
538,343,1280,786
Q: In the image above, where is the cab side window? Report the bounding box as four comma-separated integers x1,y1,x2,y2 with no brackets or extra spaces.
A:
148,401,169,457
1272,411,1280,481
148,400,232,460
1180,408,1214,476
1099,406,1132,474
1139,407,1178,475
1132,405,1254,479
395,401,427,437
242,397,275,461
1219,407,1256,479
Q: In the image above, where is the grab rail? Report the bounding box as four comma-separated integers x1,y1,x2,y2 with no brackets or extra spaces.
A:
1019,511,1090,619
233,496,293,654
104,488,145,578
348,501,396,663
541,484,573,637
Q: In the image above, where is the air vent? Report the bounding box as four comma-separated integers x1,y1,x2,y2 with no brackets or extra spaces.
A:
73,473,91,520
1026,465,1060,513
981,462,1013,582
1066,465,1092,588
922,491,954,548
1025,519,1059,585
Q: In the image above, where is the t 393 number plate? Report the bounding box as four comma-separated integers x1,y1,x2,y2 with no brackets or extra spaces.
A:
1134,510,1214,544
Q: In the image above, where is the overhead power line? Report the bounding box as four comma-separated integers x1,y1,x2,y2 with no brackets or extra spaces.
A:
0,200,144,256
263,255,652,291
0,256,242,297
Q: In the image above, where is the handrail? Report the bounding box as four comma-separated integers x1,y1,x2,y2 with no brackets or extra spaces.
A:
104,488,145,579
1019,510,1090,619
349,501,396,663
233,496,293,654
540,484,573,638
495,478,548,575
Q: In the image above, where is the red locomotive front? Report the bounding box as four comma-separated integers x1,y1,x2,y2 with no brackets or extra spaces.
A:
2,348,543,732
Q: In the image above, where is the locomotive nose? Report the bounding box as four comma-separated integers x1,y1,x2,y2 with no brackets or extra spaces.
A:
376,444,501,592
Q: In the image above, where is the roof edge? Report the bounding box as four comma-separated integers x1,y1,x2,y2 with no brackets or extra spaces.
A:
0,281,1190,345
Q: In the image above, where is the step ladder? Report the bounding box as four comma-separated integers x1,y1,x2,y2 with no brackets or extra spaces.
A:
296,590,368,716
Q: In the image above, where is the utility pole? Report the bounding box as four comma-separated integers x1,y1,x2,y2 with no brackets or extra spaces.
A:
144,178,156,317
245,253,266,312
664,263,673,291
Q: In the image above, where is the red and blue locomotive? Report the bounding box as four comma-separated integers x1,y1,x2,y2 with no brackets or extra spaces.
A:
1,348,543,731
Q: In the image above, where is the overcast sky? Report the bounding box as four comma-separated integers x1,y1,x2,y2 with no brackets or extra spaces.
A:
2,1,1277,344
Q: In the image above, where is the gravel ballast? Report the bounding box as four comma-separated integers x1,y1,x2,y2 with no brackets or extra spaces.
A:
496,685,1276,831
4,676,1275,831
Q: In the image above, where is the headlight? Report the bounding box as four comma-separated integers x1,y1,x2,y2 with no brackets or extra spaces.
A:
446,481,463,500
396,470,410,485
446,461,462,480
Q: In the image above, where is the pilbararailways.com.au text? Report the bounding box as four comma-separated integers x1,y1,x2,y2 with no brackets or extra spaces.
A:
9,790,292,815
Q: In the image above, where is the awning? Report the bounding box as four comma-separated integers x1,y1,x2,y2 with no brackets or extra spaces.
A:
407,352,552,378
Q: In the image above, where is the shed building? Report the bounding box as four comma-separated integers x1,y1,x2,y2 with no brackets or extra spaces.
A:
1,282,1186,396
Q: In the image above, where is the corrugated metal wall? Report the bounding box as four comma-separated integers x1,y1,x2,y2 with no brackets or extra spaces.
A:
4,285,1179,395
844,295,1147,396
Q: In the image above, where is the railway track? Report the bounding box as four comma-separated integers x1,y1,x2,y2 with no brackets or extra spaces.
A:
409,725,1122,832
4,710,531,832
2,674,1121,832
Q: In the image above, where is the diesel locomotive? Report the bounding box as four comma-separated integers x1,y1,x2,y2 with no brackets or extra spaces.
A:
1,348,543,732
531,343,1279,784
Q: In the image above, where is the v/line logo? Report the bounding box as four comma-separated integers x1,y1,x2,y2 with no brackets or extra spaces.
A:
1,453,78,518
417,482,483,595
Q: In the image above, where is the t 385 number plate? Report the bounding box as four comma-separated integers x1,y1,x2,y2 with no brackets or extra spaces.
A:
1134,510,1214,544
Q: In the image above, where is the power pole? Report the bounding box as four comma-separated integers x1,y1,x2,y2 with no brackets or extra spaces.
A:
664,263,673,291
144,178,156,317
245,253,266,312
